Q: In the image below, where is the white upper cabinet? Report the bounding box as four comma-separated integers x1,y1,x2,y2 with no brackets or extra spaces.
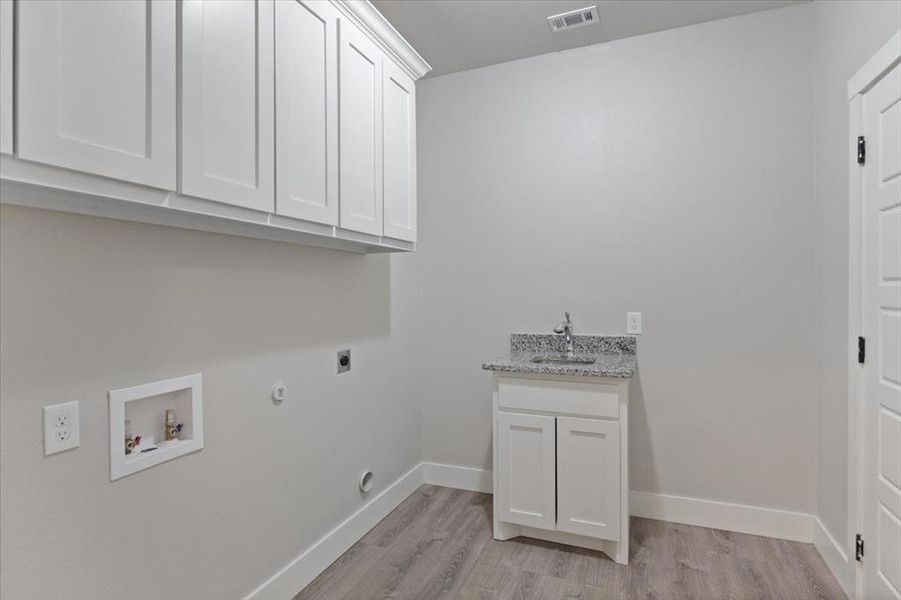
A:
17,0,176,189
0,0,12,155
338,19,383,236
3,0,431,252
382,61,417,242
181,0,274,212
275,0,338,225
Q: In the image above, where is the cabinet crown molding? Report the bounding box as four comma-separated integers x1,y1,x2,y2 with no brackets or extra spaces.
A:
333,0,432,80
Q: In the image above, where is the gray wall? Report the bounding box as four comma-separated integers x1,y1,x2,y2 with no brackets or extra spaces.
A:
0,203,422,599
812,0,901,552
3,1,893,597
412,4,818,512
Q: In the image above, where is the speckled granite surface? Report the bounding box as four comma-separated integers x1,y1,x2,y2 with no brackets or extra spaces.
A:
483,334,637,378
509,334,636,356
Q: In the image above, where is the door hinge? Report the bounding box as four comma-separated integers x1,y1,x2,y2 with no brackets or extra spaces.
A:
856,534,864,561
858,136,866,165
858,336,866,364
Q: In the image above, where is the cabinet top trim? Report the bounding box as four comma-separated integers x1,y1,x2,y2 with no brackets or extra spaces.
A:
333,0,432,80
494,372,631,386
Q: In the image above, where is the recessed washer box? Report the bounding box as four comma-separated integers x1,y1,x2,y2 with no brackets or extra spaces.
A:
108,374,203,481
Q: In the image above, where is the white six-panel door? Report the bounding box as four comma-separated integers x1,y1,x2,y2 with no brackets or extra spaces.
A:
556,416,621,541
338,18,383,236
496,412,556,530
275,0,339,225
382,60,417,242
17,0,176,189
862,60,901,600
181,0,274,212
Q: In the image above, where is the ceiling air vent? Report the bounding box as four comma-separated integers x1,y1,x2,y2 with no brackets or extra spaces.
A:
548,6,599,33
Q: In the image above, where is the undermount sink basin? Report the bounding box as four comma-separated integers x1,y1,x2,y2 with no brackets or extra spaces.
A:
531,355,596,365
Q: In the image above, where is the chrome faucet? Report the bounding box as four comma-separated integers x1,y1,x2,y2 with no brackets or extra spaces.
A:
553,312,575,357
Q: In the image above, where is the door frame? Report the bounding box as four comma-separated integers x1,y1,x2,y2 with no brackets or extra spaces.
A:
847,29,900,600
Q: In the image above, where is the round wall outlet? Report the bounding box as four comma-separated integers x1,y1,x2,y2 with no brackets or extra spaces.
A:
359,470,374,493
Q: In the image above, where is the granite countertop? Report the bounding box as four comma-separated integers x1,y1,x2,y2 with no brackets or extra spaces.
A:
482,334,637,378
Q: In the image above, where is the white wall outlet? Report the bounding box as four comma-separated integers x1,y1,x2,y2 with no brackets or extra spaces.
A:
43,400,80,455
627,312,642,335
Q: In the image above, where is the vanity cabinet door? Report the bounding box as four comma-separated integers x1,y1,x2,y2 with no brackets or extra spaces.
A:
338,18,383,236
17,0,176,188
556,416,621,541
496,412,556,530
181,0,274,211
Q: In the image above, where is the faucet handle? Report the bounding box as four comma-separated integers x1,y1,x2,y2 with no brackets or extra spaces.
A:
554,312,572,334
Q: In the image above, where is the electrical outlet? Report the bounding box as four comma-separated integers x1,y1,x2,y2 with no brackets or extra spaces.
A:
337,350,351,374
627,312,642,335
43,401,80,455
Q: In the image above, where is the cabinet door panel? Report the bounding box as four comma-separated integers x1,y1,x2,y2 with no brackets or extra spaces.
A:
0,0,12,154
382,60,416,242
496,412,556,530
338,19,383,236
556,416,621,540
181,0,274,211
17,0,175,188
275,0,338,225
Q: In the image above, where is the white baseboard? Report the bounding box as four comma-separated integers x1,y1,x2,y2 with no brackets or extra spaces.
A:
813,517,853,597
630,490,814,542
421,463,819,544
244,462,425,600
421,461,493,493
246,461,839,600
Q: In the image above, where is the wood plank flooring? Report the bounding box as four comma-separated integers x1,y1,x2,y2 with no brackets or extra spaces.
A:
295,485,846,600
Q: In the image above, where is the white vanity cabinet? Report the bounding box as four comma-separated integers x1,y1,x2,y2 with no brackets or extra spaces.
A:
16,0,176,189
181,0,275,212
2,0,430,253
493,374,630,565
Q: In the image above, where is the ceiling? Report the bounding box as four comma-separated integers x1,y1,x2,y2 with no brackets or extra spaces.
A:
372,0,808,78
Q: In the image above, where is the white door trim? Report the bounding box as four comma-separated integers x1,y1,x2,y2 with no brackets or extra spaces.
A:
847,29,901,600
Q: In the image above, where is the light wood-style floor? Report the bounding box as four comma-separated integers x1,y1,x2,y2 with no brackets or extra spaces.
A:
296,485,845,600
